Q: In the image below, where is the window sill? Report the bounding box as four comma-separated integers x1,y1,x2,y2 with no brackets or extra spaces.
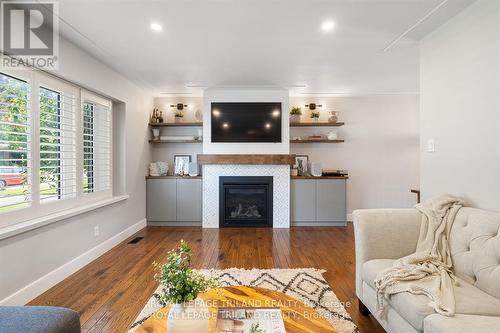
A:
0,195,130,241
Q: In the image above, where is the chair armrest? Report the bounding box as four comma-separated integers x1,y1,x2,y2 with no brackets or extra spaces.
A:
353,208,421,298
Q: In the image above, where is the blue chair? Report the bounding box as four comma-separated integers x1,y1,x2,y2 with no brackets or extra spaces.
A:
0,306,80,333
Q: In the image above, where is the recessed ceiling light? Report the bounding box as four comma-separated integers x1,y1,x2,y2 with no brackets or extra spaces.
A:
272,110,280,117
150,23,163,32
265,123,271,129
321,20,335,32
222,122,229,128
213,110,221,117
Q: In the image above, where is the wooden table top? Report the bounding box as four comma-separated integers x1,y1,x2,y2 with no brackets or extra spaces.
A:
135,286,336,333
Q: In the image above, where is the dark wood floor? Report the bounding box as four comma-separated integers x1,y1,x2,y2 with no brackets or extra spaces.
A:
29,225,385,333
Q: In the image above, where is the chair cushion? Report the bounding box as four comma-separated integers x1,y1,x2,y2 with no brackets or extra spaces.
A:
424,314,500,333
0,306,80,333
362,259,500,331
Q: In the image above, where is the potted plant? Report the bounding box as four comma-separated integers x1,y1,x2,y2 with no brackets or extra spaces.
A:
174,111,184,123
289,107,302,123
310,111,320,123
153,240,219,332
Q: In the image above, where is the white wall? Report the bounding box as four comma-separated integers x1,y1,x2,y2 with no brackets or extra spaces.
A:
203,88,289,154
0,37,152,304
420,0,500,210
290,95,420,214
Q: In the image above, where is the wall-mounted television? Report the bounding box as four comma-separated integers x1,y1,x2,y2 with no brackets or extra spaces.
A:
211,102,282,143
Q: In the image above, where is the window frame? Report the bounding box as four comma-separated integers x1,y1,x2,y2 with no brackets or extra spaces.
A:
34,72,80,217
81,90,113,201
0,69,35,227
0,69,114,228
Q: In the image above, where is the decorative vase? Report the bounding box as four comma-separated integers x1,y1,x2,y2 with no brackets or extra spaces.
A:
328,111,339,123
327,131,338,140
312,117,319,123
152,128,160,141
290,115,300,123
195,109,203,121
175,117,183,123
167,300,209,333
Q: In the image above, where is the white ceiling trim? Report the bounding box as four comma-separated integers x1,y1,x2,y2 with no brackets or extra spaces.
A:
383,0,450,51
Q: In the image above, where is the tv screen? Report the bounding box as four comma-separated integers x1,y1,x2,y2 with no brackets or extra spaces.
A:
211,102,282,143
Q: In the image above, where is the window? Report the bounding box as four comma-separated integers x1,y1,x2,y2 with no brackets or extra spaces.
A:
0,72,31,213
82,91,112,195
39,85,77,202
83,102,94,193
0,70,113,226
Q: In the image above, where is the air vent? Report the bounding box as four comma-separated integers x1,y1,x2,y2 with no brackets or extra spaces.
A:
128,237,144,244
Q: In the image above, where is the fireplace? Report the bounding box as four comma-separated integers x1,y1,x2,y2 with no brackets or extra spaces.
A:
219,176,273,228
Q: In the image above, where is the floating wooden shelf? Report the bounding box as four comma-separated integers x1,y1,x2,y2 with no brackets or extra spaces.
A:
290,122,344,127
149,122,203,127
147,175,348,180
197,154,295,165
146,175,202,179
290,139,344,143
149,140,202,143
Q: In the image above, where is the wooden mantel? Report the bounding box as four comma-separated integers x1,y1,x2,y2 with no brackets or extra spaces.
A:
197,154,295,165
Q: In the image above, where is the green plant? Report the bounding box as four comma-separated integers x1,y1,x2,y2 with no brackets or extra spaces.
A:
174,111,184,118
290,106,302,115
310,111,320,118
249,323,265,333
153,240,219,304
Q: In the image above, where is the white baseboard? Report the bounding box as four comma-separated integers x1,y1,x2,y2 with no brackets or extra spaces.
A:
0,218,147,306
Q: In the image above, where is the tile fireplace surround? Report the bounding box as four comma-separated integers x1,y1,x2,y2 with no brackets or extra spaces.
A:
199,154,292,228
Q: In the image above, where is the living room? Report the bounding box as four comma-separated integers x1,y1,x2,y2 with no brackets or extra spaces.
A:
0,0,498,332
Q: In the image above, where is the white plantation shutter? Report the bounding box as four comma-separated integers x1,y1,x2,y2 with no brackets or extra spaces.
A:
38,77,78,203
82,91,112,195
0,68,114,227
0,72,32,212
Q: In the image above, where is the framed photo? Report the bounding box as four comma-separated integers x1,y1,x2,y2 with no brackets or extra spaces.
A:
295,155,309,176
174,155,191,175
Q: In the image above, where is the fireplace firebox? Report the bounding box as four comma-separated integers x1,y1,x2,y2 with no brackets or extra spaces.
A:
219,176,273,228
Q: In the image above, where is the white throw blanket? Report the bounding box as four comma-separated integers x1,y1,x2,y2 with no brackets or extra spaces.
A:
374,194,465,317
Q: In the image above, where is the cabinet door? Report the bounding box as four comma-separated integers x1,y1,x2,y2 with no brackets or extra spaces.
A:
176,179,202,222
316,179,346,222
147,179,177,221
291,180,316,222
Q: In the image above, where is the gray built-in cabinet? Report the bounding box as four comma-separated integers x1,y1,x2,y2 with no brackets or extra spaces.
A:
146,177,346,226
146,178,202,226
291,178,347,226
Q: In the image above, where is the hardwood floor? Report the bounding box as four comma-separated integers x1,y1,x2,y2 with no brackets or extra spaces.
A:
29,225,385,333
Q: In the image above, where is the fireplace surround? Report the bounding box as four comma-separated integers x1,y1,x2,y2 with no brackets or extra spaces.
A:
219,176,273,228
199,155,291,228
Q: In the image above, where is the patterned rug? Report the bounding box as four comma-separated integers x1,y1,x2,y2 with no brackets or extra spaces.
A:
130,268,359,333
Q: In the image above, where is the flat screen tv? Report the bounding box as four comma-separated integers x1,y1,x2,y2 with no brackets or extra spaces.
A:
211,102,282,143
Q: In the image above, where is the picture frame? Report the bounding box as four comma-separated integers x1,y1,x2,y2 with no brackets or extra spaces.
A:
174,155,192,176
295,155,309,176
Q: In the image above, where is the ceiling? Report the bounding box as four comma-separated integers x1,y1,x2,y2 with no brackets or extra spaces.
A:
52,0,475,96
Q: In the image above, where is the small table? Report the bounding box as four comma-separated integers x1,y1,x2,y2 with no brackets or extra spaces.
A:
135,286,336,333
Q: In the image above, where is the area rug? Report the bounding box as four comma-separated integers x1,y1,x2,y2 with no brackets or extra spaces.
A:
130,268,359,333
